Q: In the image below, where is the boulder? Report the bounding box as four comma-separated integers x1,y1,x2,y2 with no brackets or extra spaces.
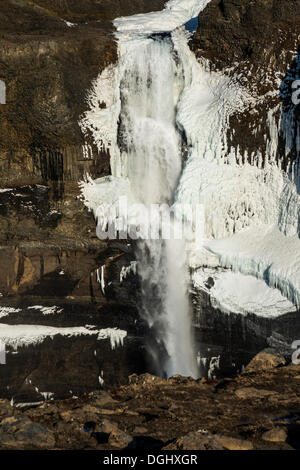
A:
100,418,119,434
235,388,278,399
165,430,222,451
60,405,101,424
262,427,288,443
216,435,254,450
243,349,286,374
0,415,55,449
108,429,133,449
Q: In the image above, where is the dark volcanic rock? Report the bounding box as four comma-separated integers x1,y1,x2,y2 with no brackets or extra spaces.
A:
193,0,300,72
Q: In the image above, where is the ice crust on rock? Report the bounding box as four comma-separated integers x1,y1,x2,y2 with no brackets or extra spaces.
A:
0,325,127,351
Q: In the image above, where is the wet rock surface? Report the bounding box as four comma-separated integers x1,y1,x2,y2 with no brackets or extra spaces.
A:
0,358,300,450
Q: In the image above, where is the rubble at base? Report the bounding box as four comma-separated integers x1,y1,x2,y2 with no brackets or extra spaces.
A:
0,351,300,450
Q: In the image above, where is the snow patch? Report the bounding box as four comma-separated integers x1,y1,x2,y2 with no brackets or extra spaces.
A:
114,0,211,35
0,307,21,319
0,325,127,351
204,225,300,308
193,268,297,317
27,306,63,315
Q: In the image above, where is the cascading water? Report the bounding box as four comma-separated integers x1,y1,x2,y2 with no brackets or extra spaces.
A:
116,35,198,378
79,1,212,379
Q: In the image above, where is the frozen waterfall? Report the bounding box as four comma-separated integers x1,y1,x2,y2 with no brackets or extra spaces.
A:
80,0,211,378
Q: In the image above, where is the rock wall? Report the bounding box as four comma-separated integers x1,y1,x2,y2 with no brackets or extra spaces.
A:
0,0,165,298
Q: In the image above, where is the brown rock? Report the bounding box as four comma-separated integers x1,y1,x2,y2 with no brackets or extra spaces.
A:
99,408,122,416
216,435,254,450
235,387,278,399
165,430,222,451
128,373,166,386
100,419,119,434
92,391,117,407
262,427,288,443
60,404,101,423
133,426,148,434
108,429,133,449
0,399,13,417
0,415,55,449
168,375,196,385
243,349,286,374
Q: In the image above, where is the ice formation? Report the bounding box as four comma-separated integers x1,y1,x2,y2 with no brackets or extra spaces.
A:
193,268,297,317
27,306,63,315
97,328,127,350
0,325,98,350
120,262,137,283
80,0,300,377
0,324,127,351
0,307,21,318
114,0,211,35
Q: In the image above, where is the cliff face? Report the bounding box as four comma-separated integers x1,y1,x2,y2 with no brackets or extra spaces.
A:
0,0,166,401
0,0,299,398
0,0,164,188
0,0,165,299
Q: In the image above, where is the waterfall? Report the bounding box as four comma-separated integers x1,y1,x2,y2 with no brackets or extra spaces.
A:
80,1,211,379
116,34,197,378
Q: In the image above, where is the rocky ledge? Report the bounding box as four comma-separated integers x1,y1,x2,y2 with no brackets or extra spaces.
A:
0,349,300,450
